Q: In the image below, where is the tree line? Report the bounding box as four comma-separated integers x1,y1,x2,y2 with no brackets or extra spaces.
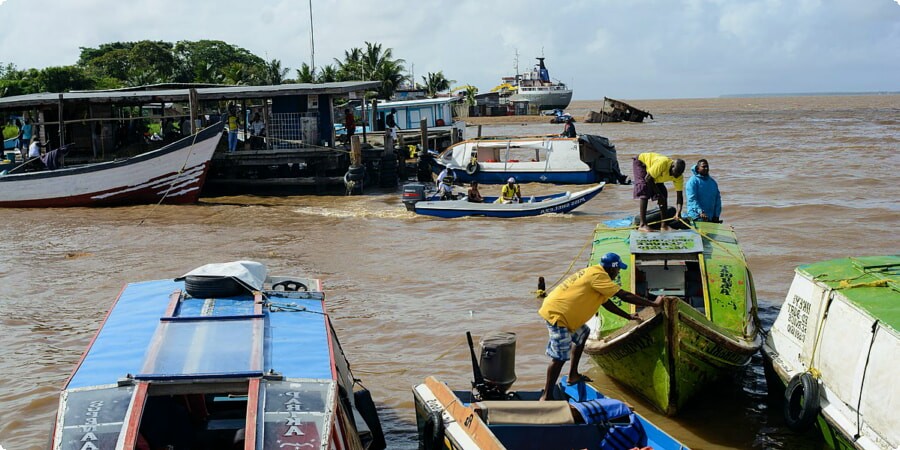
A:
0,39,471,101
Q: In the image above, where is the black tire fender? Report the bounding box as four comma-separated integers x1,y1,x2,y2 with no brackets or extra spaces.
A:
466,161,480,175
184,275,245,298
784,372,821,431
421,409,444,450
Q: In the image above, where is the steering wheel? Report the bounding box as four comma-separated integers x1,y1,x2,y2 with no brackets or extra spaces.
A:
272,280,308,292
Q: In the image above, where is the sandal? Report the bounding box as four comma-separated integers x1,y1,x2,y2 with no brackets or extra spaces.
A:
567,374,594,385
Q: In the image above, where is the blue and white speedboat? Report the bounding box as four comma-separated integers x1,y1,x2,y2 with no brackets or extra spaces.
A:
51,261,385,450
402,182,605,218
433,134,626,185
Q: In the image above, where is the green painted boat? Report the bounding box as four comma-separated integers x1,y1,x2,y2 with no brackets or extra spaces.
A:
763,256,899,449
583,222,762,415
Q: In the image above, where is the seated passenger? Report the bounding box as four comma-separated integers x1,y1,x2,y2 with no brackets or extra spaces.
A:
685,158,722,223
496,177,522,204
467,181,484,203
437,178,455,200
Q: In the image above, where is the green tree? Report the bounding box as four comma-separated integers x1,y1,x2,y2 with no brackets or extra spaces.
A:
172,40,266,84
38,66,95,92
334,42,406,98
296,63,316,83
422,71,454,97
334,47,363,81
262,59,289,85
316,65,338,83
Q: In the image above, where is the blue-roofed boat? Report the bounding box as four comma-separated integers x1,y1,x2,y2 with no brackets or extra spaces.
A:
51,261,386,450
401,182,605,218
412,332,688,450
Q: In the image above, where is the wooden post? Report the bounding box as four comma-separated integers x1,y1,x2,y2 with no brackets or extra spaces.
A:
188,88,199,135
262,99,270,150
361,99,367,143
477,125,482,138
350,135,362,167
57,94,65,146
399,134,407,159
419,118,427,154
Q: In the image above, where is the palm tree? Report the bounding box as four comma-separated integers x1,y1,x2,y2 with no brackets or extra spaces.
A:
334,42,406,98
263,59,290,85
422,71,454,97
296,63,316,83
316,65,338,83
334,48,363,81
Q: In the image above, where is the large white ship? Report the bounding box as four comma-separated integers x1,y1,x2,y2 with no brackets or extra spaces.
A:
503,57,573,111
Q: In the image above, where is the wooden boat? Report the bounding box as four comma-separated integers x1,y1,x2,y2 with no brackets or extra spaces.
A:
762,256,899,450
583,98,653,124
401,182,605,218
0,124,221,207
582,222,762,415
51,261,386,450
412,332,689,450
434,134,626,185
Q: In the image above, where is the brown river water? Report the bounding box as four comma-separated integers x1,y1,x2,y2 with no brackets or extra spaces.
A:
1,95,898,449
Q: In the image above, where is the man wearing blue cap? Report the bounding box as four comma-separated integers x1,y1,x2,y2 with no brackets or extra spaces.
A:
538,252,661,400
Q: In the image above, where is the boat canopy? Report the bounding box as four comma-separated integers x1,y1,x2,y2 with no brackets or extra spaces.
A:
53,272,352,450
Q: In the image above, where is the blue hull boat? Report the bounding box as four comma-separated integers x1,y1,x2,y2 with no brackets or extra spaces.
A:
403,182,605,218
51,261,385,450
412,332,688,450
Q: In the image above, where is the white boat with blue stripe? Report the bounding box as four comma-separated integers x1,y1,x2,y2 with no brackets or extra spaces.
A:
402,182,605,218
433,134,626,185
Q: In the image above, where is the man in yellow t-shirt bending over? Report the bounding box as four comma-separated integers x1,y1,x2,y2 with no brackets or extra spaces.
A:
538,252,662,401
633,152,686,232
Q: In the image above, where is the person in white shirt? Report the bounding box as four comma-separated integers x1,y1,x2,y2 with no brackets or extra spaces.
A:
28,139,44,158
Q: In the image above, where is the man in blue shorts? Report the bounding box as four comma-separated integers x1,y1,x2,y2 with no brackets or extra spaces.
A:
538,252,662,400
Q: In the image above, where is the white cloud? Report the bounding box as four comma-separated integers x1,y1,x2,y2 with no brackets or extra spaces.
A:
0,0,897,99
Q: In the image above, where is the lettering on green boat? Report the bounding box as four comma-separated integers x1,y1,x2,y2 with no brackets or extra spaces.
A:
633,235,698,252
786,294,811,342
607,333,655,360
719,265,733,296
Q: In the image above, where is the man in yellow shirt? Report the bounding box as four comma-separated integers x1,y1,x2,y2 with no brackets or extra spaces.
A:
538,252,661,400
498,177,522,203
633,152,686,232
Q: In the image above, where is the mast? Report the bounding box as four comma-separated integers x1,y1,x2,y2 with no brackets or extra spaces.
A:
309,0,316,76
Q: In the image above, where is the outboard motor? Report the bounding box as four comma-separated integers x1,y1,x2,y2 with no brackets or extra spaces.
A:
401,183,425,211
478,332,517,397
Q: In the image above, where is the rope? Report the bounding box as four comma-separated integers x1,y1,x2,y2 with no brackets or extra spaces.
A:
838,279,889,289
138,131,202,226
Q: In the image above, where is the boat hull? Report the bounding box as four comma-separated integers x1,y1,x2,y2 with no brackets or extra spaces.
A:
587,298,760,415
413,183,604,218
762,256,899,450
509,90,573,111
0,125,221,207
452,169,598,185
583,222,761,415
412,376,688,450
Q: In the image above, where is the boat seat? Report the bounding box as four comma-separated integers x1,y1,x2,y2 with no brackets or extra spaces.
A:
473,400,575,425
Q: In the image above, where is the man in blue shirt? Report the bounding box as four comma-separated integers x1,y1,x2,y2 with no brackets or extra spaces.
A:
685,159,722,223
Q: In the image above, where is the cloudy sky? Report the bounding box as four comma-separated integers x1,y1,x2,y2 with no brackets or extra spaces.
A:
1,0,898,100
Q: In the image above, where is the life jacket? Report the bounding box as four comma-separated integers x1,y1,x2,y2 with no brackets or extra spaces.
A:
570,398,648,450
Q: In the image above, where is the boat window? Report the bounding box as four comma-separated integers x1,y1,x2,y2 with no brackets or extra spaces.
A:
476,146,500,162
138,385,249,449
257,379,335,449
53,385,134,450
505,146,542,163
138,317,264,379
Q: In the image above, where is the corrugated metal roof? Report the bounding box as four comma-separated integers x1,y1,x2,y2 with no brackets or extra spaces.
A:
0,81,381,109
